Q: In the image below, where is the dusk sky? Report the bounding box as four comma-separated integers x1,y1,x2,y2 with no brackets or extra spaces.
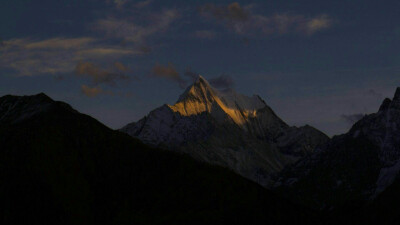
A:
1,0,399,136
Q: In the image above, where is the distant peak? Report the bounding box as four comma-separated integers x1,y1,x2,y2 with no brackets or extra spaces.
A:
0,93,59,125
0,93,53,103
36,92,48,97
34,92,53,100
379,98,392,112
394,87,400,101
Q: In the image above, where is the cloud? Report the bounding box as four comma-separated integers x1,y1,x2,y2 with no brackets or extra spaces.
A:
340,113,365,125
134,0,153,8
194,30,217,39
209,75,235,89
299,14,332,35
200,2,249,22
138,45,152,54
199,3,332,36
150,63,187,88
0,37,139,76
81,85,109,97
23,37,95,49
0,39,79,76
107,0,153,10
75,48,138,58
81,84,135,98
75,61,129,86
94,9,179,43
114,61,129,72
0,7,178,77
114,0,128,9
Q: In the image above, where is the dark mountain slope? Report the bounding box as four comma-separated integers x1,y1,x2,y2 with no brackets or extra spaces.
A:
275,87,400,211
0,93,315,225
362,177,400,225
318,176,400,225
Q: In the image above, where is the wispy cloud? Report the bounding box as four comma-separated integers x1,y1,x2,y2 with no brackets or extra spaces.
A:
199,2,332,36
114,61,130,72
23,37,95,49
0,37,140,76
81,85,110,97
137,45,152,54
0,2,180,98
81,84,134,98
110,0,153,9
299,15,332,35
75,48,138,58
75,61,129,86
93,9,179,43
113,0,128,9
150,63,187,88
134,0,153,8
200,2,249,22
78,61,134,98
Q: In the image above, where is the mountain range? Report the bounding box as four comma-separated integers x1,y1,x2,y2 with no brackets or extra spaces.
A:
2,77,400,224
276,88,400,210
0,93,313,225
121,76,329,187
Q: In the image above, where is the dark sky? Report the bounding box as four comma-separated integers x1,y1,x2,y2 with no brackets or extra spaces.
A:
1,0,399,136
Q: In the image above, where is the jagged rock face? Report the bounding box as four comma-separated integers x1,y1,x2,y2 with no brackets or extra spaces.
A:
276,87,400,209
121,76,329,187
349,89,400,194
170,77,272,130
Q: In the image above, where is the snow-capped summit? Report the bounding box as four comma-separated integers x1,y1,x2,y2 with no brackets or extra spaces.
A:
177,75,266,112
177,75,215,103
121,76,328,187
177,76,209,101
171,75,270,130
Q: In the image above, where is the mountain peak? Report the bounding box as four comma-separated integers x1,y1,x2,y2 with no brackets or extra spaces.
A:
32,92,54,103
177,75,216,103
379,98,392,112
35,92,51,98
393,87,400,101
195,75,206,82
0,92,54,105
192,75,212,89
0,93,76,125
